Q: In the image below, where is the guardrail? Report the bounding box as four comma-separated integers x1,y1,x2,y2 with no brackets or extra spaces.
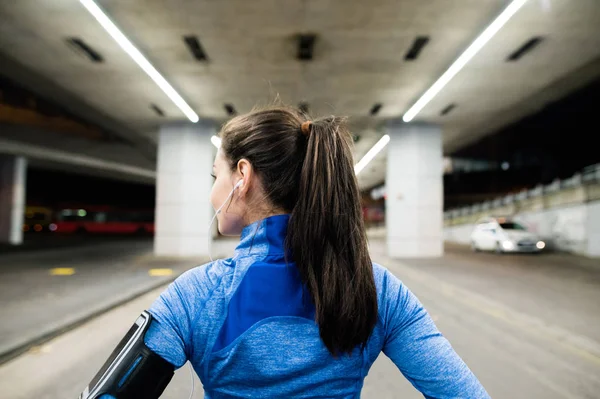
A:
444,163,600,226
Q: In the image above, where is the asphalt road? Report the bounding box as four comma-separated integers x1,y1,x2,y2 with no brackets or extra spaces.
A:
0,240,599,398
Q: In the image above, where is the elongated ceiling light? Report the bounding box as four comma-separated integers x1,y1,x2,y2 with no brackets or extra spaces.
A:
354,135,390,175
79,0,199,123
402,0,528,122
211,135,221,148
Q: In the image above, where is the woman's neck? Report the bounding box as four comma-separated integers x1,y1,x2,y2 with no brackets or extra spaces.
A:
243,209,288,228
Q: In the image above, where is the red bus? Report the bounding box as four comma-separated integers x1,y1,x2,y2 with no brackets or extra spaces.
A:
52,206,154,235
362,205,385,227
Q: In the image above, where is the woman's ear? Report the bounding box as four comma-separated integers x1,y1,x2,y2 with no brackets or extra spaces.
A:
236,158,253,196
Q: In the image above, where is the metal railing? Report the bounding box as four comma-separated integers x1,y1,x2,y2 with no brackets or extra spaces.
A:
444,163,600,221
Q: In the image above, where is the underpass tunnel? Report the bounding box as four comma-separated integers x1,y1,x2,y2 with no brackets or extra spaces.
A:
0,1,599,398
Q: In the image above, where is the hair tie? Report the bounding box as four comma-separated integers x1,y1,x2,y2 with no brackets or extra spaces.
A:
301,121,312,136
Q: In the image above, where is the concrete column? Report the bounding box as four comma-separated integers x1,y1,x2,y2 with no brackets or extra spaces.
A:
155,121,215,257
385,122,443,258
0,155,27,245
587,201,600,257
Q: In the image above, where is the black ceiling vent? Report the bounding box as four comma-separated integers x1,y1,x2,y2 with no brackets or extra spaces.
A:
404,36,430,61
297,34,317,61
224,103,236,116
298,102,309,113
150,104,165,116
441,103,456,116
183,35,208,62
507,37,544,61
370,103,383,115
66,38,103,63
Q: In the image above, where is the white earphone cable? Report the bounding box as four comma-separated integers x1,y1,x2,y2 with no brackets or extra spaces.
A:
208,180,243,262
193,179,243,397
187,362,195,399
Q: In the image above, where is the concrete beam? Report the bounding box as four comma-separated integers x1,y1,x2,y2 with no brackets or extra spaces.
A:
0,137,155,184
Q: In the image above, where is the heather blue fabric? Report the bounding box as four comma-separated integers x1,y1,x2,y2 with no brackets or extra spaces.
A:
100,214,489,398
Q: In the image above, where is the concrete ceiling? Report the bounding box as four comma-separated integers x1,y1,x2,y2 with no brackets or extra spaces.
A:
0,0,598,190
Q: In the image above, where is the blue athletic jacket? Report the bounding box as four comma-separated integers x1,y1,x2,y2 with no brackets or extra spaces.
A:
102,214,489,398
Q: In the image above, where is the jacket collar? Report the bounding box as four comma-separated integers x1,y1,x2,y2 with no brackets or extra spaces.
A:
234,214,290,258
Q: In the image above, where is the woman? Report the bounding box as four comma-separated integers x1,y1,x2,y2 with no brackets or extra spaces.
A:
84,106,489,398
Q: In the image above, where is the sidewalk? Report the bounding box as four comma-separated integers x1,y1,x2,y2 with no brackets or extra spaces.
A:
0,239,209,364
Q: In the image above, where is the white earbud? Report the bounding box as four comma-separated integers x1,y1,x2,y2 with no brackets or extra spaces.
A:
234,180,243,189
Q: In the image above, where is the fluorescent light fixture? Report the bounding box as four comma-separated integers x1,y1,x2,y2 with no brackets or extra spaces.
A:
402,0,528,122
211,135,221,148
354,135,390,175
79,0,199,123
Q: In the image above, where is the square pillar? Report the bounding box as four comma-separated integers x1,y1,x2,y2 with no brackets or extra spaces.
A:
587,202,600,257
155,121,215,257
0,155,27,245
385,122,443,258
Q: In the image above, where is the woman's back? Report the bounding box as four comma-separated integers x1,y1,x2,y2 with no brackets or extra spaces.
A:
144,215,487,398
89,107,488,398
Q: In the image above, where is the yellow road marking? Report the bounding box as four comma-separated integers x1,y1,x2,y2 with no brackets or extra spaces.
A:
28,344,53,354
148,268,173,277
49,268,75,276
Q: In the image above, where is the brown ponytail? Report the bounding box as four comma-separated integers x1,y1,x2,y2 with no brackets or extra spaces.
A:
220,107,378,356
287,116,378,356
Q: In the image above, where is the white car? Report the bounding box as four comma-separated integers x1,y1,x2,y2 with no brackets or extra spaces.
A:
470,217,545,253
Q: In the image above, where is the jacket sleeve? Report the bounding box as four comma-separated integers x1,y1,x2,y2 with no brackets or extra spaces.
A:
96,275,195,399
144,277,193,369
380,269,490,399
